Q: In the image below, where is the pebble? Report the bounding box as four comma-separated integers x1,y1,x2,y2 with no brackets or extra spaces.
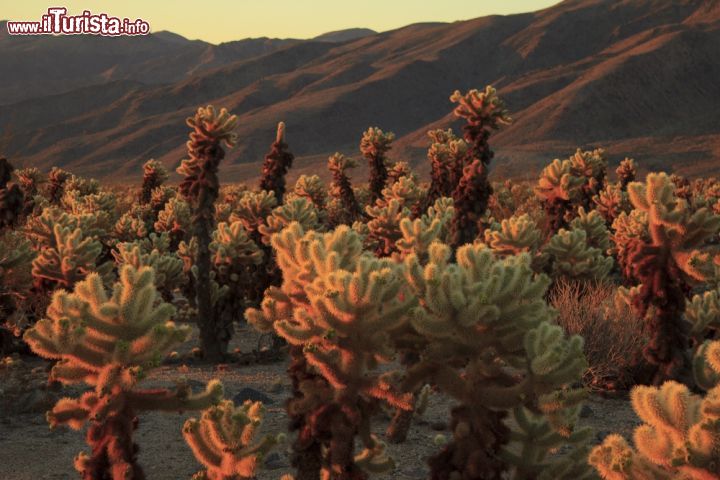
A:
580,405,594,418
430,421,447,431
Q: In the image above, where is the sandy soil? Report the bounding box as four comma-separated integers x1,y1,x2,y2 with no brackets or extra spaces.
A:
0,324,639,480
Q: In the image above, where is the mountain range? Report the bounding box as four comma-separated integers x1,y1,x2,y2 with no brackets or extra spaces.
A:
1,0,719,183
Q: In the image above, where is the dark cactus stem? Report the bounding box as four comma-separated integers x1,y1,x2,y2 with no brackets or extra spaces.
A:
447,87,511,249
328,153,362,226
0,158,24,229
625,239,690,385
368,158,388,206
428,405,509,480
543,198,572,237
80,405,144,480
259,122,294,203
177,106,238,363
288,346,324,480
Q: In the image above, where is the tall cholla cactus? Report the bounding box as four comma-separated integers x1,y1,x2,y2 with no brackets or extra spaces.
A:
448,86,511,248
590,338,720,479
327,153,362,226
247,223,414,480
177,105,238,362
616,158,637,189
23,265,224,479
0,157,24,229
360,127,395,204
623,172,720,383
0,231,34,353
183,400,281,480
401,244,591,479
259,122,294,202
423,129,467,211
535,158,584,234
140,159,168,204
483,213,543,256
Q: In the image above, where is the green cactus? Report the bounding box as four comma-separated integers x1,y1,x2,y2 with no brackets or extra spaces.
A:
449,86,511,248
387,161,416,185
0,230,34,352
247,223,415,479
292,174,327,212
543,228,614,281
259,122,294,202
183,400,280,480
569,207,612,253
593,183,631,225
46,166,71,204
401,243,591,479
258,197,322,246
622,172,720,383
23,265,224,479
112,243,184,300
422,129,468,211
176,105,238,362
484,213,543,256
229,190,278,246
590,353,720,480
360,127,395,204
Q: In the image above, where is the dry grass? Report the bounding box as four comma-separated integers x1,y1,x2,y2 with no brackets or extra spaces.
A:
550,279,646,392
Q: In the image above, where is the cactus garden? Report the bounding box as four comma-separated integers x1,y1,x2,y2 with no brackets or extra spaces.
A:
2,79,719,480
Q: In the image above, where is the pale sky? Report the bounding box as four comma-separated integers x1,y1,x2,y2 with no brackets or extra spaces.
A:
4,1,561,44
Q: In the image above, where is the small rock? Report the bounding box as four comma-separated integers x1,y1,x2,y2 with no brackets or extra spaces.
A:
263,452,288,470
430,421,448,431
580,405,593,418
233,387,274,405
269,381,285,394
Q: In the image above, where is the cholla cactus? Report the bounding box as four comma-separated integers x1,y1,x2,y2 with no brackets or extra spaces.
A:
590,351,720,479
259,122,294,202
616,158,637,189
423,129,468,211
140,159,168,204
570,207,612,253
258,197,322,245
449,86,511,247
366,198,410,257
387,161,416,185
154,196,192,247
114,206,152,244
150,185,177,217
177,105,238,362
14,166,43,214
292,174,327,211
112,243,184,299
31,223,110,290
0,157,24,229
210,221,264,333
183,400,280,480
484,214,543,256
327,153,362,226
396,198,455,261
229,190,278,245
593,183,631,224
360,127,395,204
623,172,720,383
569,148,607,209
23,266,224,478
402,244,590,479
0,231,34,352
46,166,70,204
535,158,584,233
543,228,614,281
247,223,414,479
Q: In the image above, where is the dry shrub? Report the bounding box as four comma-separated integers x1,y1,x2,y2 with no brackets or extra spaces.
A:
550,279,645,392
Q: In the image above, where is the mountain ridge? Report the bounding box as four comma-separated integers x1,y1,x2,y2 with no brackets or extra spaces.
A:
1,0,719,182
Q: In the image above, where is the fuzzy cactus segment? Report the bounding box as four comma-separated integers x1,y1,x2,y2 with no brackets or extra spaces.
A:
140,159,168,204
24,265,224,479
183,400,280,480
484,213,543,256
327,153,362,226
